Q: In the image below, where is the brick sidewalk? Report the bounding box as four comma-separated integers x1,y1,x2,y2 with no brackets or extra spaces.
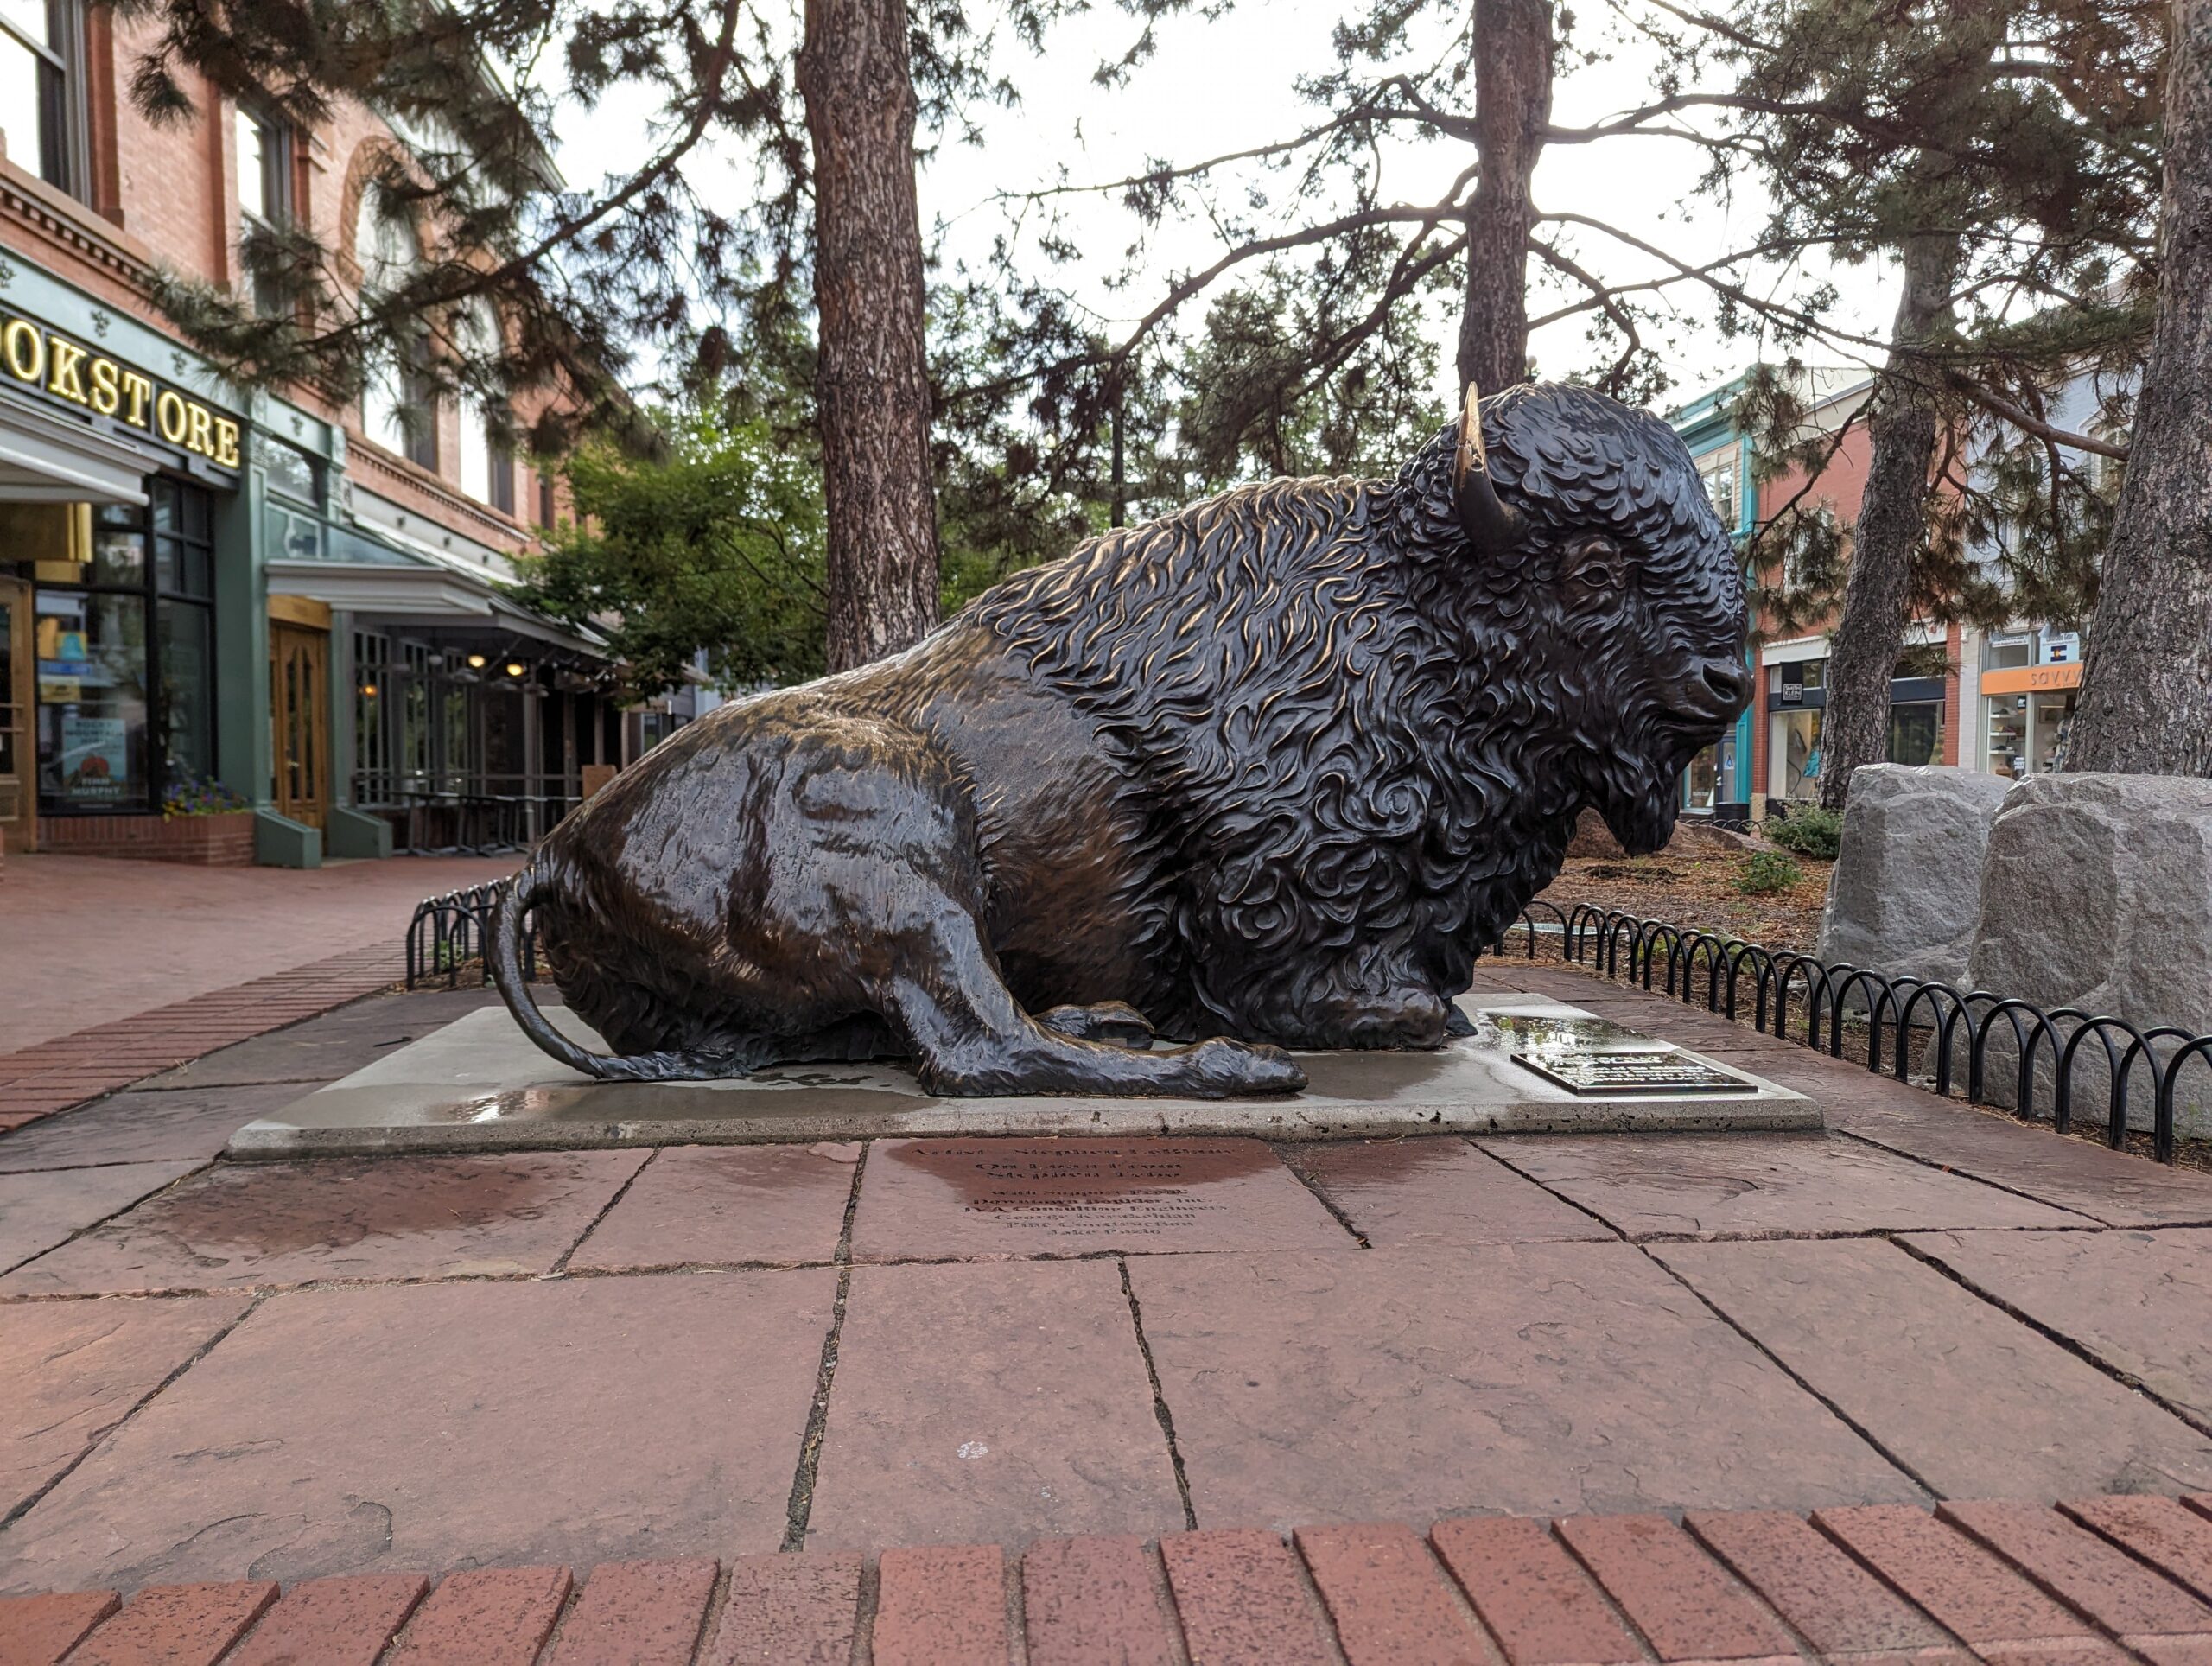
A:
0,944,410,1134
0,853,518,1054
8,961,2212,1644
5,1493,2212,1663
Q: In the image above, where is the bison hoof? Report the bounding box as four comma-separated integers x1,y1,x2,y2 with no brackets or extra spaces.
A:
1038,1001,1156,1048
1186,1037,1307,1096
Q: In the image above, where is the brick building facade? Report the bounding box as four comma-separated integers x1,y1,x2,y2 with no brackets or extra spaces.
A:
1667,360,2108,819
0,3,657,868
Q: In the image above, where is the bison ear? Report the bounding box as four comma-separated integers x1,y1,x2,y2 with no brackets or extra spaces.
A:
1454,380,1528,558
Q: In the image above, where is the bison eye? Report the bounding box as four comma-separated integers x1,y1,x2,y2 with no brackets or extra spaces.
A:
1565,536,1627,593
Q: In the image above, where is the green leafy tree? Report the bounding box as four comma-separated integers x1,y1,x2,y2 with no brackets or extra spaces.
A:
509,404,827,698
108,0,1036,670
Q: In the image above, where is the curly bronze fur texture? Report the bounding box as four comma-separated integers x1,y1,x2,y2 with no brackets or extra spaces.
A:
493,382,1751,1096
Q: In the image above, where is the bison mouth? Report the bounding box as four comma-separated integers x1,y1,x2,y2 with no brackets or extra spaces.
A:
1590,671,1748,855
1595,771,1688,856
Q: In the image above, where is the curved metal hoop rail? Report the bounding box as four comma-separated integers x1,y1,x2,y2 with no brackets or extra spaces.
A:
405,881,533,990
1505,904,2208,1166
402,885,2204,1161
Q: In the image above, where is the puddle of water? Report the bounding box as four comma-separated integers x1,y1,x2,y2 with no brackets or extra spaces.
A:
1477,1011,1675,1058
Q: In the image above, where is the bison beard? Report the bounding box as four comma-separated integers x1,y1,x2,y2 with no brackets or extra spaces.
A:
491,383,1750,1096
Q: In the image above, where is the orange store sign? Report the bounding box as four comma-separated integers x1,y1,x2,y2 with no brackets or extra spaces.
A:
1982,663,2084,696
0,310,240,471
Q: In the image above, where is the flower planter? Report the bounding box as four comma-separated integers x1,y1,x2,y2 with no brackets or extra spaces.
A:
37,811,257,866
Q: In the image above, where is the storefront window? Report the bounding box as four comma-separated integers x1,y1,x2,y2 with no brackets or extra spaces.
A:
1684,742,1719,811
35,588,149,810
2031,694,2075,773
158,602,213,783
88,516,144,587
1986,695,2028,778
1777,709,1822,801
1886,703,1941,767
34,479,218,814
1984,692,2080,779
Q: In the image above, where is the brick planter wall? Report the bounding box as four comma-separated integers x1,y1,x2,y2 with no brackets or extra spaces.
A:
36,811,257,866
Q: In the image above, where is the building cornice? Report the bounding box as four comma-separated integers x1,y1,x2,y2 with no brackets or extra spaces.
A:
0,155,157,292
346,438,532,550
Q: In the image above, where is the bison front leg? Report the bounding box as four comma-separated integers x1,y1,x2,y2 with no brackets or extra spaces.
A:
1236,977,1459,1051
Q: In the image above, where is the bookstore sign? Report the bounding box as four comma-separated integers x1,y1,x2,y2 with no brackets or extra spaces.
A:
0,308,241,473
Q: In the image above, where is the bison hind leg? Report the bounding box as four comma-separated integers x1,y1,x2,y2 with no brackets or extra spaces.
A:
887,910,1303,1098
1035,1001,1154,1048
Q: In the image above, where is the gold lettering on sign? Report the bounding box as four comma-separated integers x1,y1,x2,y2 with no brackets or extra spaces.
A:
3,319,45,384
1,312,242,469
46,340,88,404
120,371,154,428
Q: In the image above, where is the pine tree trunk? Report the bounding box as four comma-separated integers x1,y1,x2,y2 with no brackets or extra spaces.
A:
2063,0,2212,775
798,0,942,671
1457,0,1551,394
1815,232,1962,811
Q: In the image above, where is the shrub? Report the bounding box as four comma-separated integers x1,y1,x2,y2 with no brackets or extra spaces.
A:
1766,805,1842,861
1737,850,1803,894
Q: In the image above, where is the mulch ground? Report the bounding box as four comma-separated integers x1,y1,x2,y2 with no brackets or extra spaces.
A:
1535,849,1836,951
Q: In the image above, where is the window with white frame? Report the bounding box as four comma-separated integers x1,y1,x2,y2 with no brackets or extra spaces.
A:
0,0,83,195
235,105,293,315
1698,445,1740,528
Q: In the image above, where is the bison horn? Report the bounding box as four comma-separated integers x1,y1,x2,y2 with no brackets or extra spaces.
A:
1453,380,1527,556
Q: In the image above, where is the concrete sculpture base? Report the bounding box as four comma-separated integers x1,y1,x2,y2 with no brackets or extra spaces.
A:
229,998,1818,1157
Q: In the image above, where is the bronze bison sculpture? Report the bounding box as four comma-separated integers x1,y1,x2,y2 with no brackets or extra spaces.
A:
492,380,1751,1096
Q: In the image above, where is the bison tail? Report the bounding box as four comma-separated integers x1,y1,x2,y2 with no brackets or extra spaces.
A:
491,863,636,1081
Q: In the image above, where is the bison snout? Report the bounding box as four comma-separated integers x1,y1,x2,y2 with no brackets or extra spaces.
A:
1691,658,1752,720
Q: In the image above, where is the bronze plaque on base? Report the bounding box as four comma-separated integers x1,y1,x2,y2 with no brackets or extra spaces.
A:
1511,1051,1759,1097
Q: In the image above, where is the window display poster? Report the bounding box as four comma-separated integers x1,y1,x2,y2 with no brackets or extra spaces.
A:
59,714,129,798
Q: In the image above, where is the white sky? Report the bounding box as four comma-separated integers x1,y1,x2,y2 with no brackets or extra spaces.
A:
550,0,1904,420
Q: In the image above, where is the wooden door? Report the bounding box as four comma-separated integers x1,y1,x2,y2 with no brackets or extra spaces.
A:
269,614,330,831
0,578,31,851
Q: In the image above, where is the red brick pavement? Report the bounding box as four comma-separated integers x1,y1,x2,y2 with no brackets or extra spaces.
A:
6,1497,2212,1664
0,945,409,1135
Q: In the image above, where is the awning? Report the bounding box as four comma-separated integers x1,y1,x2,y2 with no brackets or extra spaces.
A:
0,393,155,505
269,536,610,665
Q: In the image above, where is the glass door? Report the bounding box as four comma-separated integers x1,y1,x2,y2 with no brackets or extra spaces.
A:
0,577,30,849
